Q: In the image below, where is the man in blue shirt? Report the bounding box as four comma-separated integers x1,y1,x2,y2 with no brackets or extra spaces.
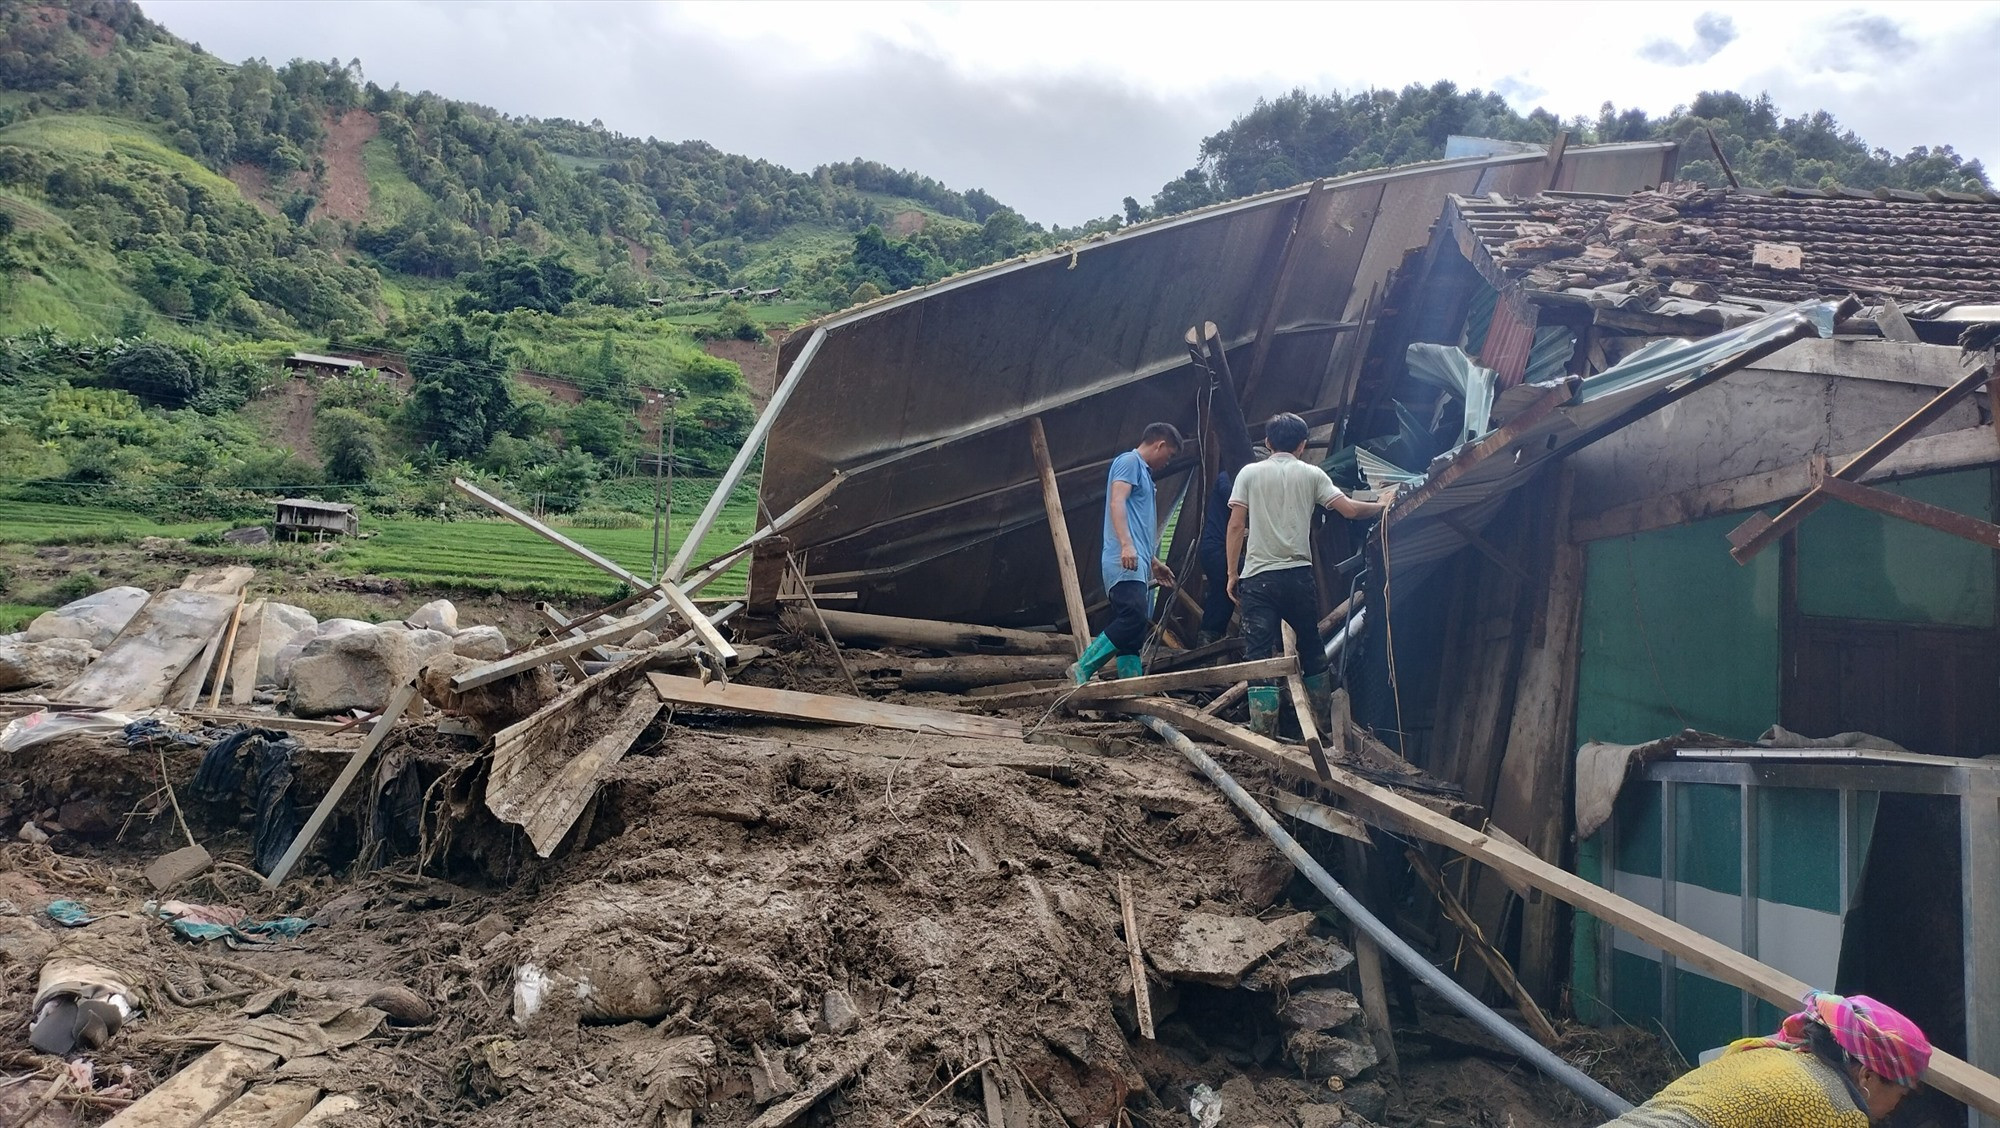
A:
1072,422,1183,684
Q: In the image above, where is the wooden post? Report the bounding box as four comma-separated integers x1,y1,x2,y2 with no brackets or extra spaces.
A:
1027,417,1093,656
1281,623,1331,781
1343,838,1400,1077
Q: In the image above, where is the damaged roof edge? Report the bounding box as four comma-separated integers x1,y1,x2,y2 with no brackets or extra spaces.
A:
758,141,1677,623
780,142,1681,353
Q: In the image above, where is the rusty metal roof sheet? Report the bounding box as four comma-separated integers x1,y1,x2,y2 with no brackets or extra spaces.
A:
758,143,1677,626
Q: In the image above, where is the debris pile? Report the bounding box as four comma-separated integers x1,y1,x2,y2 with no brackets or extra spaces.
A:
0,485,1682,1128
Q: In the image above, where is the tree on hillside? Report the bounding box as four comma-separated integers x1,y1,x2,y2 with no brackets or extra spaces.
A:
315,406,386,484
403,317,513,460
1136,82,1990,220
455,250,579,315
563,399,630,461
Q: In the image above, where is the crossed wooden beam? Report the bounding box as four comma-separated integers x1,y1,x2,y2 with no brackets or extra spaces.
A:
1726,363,1999,562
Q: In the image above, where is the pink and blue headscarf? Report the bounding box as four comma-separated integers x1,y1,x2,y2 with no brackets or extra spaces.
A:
1729,990,1932,1088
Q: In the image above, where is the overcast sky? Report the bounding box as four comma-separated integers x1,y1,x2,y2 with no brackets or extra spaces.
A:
141,0,2000,226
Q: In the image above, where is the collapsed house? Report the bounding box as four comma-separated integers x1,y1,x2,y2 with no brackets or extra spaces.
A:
12,138,2000,1128
728,151,2000,1126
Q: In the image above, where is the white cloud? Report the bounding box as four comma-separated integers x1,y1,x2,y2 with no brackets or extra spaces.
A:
139,0,2000,224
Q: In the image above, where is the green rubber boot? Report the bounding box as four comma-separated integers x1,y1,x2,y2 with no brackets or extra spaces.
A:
1069,633,1117,685
1247,685,1282,737
1303,671,1333,731
1114,653,1144,679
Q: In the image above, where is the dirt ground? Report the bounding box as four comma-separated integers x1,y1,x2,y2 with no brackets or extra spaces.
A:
0,632,1679,1128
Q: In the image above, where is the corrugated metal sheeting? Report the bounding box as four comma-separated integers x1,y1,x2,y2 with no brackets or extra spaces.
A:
758,143,1677,625
1376,301,1841,594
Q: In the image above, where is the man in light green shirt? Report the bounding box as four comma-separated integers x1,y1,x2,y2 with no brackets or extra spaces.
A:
1226,412,1395,735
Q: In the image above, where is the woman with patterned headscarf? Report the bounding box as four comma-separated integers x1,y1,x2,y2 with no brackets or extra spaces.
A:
1599,990,1931,1126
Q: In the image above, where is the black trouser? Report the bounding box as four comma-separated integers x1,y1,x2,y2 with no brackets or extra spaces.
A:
1239,565,1327,680
1105,579,1151,654
1198,542,1233,636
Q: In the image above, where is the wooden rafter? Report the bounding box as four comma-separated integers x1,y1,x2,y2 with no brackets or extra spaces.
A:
1726,364,1993,563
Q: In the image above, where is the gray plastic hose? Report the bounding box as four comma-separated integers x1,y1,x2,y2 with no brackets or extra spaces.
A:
1136,715,1633,1119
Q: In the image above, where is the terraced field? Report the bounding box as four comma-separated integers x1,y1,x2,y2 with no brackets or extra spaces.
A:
0,495,757,599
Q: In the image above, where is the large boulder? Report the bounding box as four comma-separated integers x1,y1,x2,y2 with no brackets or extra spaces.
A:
289,627,455,717
406,599,459,635
275,618,370,687
451,624,508,662
254,603,318,685
0,638,95,691
26,587,149,649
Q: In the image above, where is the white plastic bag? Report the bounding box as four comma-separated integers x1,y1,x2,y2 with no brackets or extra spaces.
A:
0,711,135,753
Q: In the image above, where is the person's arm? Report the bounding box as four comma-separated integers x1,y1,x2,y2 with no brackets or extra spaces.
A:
1328,483,1398,519
1109,479,1137,571
1225,502,1249,602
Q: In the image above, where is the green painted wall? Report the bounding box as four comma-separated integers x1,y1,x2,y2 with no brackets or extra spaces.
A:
1577,514,1781,745
1798,468,1995,627
1758,788,1841,913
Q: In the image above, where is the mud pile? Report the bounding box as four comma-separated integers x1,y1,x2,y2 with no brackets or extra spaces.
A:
0,709,1669,1128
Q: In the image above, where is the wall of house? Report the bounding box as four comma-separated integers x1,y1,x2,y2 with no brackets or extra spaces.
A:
1575,512,1780,745
1568,339,1983,522
1570,466,1997,1057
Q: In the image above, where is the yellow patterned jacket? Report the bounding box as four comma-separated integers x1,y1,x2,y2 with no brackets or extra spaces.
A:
1601,1046,1870,1128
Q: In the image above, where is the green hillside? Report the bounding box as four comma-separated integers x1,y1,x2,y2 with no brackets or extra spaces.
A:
1,0,1992,605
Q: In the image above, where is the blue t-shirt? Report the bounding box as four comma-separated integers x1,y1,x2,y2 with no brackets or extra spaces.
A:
1100,449,1156,587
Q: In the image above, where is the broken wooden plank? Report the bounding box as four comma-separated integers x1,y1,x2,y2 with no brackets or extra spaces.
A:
1407,848,1560,1048
492,690,662,858
62,589,241,710
166,609,232,710
225,601,267,706
174,710,364,735
291,1096,362,1128
669,325,828,582
1727,364,1993,562
1814,465,2000,549
1571,424,2000,542
970,656,1299,710
1281,624,1331,781
744,1048,866,1128
1343,839,1400,1078
453,598,680,691
453,477,736,664
975,1032,1007,1128
205,592,248,710
859,655,1073,692
649,674,1021,739
1027,417,1093,657
100,1044,280,1128
1117,697,2000,1122
263,684,418,888
808,609,1072,656
533,603,613,663
1116,875,1156,1040
204,1082,322,1128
